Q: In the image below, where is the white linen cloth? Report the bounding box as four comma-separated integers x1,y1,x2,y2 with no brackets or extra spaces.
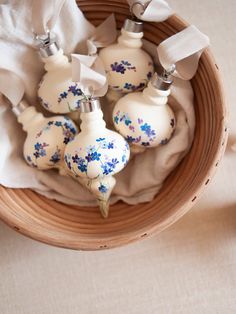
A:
0,0,207,207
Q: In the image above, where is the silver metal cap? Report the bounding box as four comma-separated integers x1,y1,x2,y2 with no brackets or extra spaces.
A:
80,98,101,113
35,32,60,58
12,100,29,116
123,18,143,33
151,65,176,91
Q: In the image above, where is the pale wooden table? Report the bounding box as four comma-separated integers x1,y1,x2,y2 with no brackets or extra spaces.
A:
1,1,236,313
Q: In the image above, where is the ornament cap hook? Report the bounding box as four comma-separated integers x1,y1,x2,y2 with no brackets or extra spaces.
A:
130,1,151,17
35,31,60,58
151,64,176,91
80,97,101,113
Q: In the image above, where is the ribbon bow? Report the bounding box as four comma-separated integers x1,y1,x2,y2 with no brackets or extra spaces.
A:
87,14,117,56
127,0,173,22
157,25,210,80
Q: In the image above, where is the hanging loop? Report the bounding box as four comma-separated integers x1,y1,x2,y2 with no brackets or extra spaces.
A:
130,1,151,17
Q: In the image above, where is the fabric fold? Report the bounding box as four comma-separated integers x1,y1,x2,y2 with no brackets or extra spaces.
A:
71,54,108,97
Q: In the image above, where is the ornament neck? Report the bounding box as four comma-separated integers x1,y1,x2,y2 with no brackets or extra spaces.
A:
118,29,143,49
41,49,69,71
17,106,45,132
142,82,171,106
80,109,106,133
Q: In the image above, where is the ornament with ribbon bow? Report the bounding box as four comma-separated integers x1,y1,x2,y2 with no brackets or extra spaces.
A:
64,56,130,218
32,0,117,116
113,25,210,154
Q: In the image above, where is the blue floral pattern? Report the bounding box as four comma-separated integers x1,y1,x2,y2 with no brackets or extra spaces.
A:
123,82,146,92
98,184,108,194
33,142,49,159
114,111,156,147
110,60,153,92
37,119,77,145
110,60,136,74
26,118,77,168
49,147,61,164
65,137,129,178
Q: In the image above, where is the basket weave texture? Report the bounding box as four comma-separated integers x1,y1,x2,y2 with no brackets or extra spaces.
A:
0,0,227,250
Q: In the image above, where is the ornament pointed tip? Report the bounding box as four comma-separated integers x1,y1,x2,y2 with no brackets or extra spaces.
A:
99,199,110,218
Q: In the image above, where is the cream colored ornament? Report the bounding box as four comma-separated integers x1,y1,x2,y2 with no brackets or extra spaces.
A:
13,100,78,174
113,68,176,154
99,18,154,93
36,33,84,114
64,98,130,218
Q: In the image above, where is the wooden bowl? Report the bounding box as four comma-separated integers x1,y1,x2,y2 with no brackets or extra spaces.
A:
0,0,227,250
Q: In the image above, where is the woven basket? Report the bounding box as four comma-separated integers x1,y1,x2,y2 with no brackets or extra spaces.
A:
0,0,227,250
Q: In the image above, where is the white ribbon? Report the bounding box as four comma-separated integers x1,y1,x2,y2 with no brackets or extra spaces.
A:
32,0,66,35
87,14,117,55
71,54,108,97
157,25,210,80
0,70,25,106
127,0,173,22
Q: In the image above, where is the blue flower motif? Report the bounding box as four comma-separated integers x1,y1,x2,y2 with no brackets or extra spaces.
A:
26,155,37,167
114,116,119,125
120,113,131,126
140,123,156,138
85,151,101,162
96,138,105,142
78,163,87,173
49,150,61,164
60,91,68,99
48,121,54,126
107,142,114,149
40,149,47,157
122,155,126,163
55,121,62,127
63,137,70,144
64,122,76,134
101,158,119,175
111,62,126,74
34,142,41,151
98,184,108,194
33,142,48,159
126,136,136,143
121,60,131,66
68,85,83,96
124,82,133,90
72,154,80,163
72,154,87,173
65,155,72,170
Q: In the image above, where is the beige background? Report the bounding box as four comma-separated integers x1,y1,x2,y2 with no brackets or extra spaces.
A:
1,0,236,313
